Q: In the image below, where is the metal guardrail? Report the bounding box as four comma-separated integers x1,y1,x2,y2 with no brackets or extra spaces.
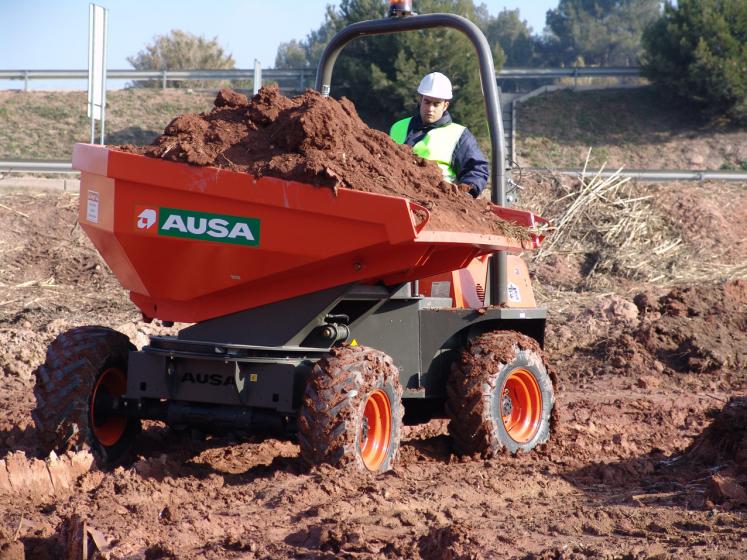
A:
499,67,641,79
2,160,746,182
0,68,317,91
0,66,641,89
0,161,75,173
0,69,315,80
523,168,747,182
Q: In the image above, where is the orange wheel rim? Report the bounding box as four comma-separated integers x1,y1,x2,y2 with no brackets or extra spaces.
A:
359,389,392,471
500,368,542,443
90,367,128,447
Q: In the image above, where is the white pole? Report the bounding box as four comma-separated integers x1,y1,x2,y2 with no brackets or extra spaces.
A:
99,7,108,145
88,4,95,144
253,59,262,95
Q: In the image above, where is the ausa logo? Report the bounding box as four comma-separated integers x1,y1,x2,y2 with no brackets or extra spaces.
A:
180,371,234,386
135,207,260,246
137,208,157,230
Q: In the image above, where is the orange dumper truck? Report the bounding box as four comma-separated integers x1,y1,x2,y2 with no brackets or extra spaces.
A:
32,5,554,473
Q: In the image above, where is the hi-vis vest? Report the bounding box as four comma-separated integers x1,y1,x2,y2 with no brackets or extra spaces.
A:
389,117,465,182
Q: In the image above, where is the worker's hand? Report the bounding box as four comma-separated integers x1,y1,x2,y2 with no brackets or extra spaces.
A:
440,182,473,196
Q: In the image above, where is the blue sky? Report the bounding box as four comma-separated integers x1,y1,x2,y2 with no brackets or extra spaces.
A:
0,0,555,89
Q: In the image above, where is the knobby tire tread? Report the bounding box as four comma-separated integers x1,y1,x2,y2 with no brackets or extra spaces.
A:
298,345,403,473
447,331,554,457
32,326,137,465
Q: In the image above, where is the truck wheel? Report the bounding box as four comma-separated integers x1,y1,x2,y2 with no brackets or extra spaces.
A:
446,331,554,456
298,346,403,473
32,326,140,466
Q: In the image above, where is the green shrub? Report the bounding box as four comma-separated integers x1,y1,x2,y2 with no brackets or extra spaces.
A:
641,0,747,123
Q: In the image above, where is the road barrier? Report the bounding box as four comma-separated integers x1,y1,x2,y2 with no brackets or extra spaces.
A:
2,160,746,182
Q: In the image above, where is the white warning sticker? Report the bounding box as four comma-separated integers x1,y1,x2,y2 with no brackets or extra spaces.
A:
507,282,521,302
86,190,100,223
431,281,451,298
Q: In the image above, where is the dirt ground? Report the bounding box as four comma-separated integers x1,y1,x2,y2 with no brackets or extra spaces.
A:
0,166,744,558
0,176,747,559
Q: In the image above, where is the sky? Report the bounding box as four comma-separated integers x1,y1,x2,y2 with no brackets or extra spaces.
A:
0,0,556,89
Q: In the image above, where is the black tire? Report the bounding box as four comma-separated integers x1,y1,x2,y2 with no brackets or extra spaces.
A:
32,326,140,466
446,331,554,456
298,345,404,473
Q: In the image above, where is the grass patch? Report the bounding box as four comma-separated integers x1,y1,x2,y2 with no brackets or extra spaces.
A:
516,86,747,169
1,86,745,172
0,89,214,159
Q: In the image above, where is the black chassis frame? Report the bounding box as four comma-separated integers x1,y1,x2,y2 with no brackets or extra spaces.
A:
119,283,545,434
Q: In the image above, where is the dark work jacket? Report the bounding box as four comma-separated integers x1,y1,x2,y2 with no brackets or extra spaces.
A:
401,111,489,197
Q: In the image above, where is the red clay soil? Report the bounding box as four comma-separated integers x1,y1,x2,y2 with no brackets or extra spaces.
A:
681,396,747,509
0,183,744,558
119,86,508,235
600,281,747,377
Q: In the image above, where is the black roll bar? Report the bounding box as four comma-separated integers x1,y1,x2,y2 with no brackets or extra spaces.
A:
315,13,508,305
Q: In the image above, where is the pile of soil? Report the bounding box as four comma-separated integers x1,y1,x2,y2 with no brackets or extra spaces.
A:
599,281,747,378
681,397,747,508
119,86,512,235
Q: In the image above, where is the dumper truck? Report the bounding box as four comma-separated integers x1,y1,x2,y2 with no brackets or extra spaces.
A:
32,3,554,473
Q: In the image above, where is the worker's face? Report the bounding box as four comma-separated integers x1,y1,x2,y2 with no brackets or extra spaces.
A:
420,96,449,125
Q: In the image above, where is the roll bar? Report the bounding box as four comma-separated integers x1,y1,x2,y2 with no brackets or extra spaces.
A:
315,12,509,305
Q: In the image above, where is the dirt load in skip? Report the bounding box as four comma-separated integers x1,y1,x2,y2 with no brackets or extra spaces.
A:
119,85,519,236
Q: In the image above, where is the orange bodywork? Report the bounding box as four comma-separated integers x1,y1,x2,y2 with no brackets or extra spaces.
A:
417,252,536,309
73,144,542,323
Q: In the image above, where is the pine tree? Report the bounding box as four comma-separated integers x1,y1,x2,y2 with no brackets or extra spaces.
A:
642,0,747,123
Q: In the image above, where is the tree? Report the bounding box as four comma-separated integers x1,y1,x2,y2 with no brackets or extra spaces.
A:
545,0,662,66
642,0,747,123
486,9,537,67
275,40,310,69
273,0,498,136
127,30,235,88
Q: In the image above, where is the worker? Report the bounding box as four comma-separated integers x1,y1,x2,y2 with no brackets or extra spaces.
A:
389,72,489,197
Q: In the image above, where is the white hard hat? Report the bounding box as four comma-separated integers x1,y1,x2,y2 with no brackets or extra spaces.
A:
417,72,452,100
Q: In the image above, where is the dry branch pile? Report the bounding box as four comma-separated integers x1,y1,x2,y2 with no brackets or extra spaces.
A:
535,149,683,285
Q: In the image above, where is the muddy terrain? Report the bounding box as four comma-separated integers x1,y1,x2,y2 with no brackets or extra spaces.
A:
0,88,745,558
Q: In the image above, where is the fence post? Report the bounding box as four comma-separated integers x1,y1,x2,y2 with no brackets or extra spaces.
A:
253,60,262,95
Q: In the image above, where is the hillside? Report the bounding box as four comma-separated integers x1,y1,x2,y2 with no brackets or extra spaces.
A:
2,86,747,172
516,86,747,170
0,89,214,160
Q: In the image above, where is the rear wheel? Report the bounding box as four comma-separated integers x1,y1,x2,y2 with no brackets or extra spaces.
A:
446,331,554,456
298,346,403,473
32,326,140,466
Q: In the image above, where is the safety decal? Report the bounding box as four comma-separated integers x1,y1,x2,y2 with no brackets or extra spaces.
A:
86,190,100,224
507,282,521,302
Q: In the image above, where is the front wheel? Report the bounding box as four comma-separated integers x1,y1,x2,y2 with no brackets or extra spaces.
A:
32,326,140,466
446,331,554,456
298,346,403,473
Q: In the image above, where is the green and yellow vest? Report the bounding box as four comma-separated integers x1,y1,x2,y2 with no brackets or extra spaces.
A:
389,117,465,183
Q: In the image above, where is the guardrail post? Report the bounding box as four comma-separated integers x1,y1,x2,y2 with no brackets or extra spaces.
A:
162,70,167,89
24,71,29,92
253,60,262,95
